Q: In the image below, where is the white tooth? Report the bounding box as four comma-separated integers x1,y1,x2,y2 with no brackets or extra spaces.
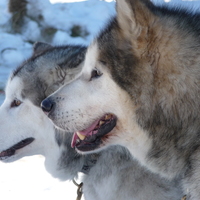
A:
77,132,86,140
105,114,112,120
105,115,109,120
76,138,80,144
99,120,105,126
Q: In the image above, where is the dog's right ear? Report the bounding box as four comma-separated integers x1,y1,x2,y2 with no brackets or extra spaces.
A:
116,0,155,45
33,42,52,56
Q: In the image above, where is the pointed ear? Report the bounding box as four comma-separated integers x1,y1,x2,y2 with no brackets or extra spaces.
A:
44,62,83,96
41,46,86,96
33,42,52,56
116,0,155,40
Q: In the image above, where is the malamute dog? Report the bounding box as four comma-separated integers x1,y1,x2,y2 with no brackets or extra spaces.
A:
42,0,200,199
0,42,183,200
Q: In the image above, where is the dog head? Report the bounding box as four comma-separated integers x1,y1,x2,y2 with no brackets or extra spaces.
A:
42,0,200,154
0,42,86,163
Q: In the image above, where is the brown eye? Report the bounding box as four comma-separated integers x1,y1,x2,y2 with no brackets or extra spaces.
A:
99,60,106,66
11,99,22,108
90,69,103,81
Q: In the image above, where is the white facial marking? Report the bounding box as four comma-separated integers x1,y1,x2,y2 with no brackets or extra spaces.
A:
0,76,52,161
46,41,152,162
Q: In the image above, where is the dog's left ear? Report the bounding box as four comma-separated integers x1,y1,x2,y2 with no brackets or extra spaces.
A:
116,0,156,47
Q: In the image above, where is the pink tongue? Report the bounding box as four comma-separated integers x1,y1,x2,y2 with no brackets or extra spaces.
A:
71,118,100,148
78,118,100,136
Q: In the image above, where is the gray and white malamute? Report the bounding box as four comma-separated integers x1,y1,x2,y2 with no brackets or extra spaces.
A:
41,0,200,199
0,42,183,200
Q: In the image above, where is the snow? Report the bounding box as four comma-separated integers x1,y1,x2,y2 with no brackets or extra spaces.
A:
0,0,200,199
0,156,78,200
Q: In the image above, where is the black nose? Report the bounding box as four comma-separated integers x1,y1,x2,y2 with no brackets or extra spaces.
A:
41,98,55,113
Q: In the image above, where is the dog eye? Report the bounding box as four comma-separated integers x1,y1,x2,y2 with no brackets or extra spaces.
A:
90,69,103,81
11,99,22,108
99,60,107,66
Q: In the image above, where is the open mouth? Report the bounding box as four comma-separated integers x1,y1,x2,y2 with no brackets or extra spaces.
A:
0,138,34,160
71,113,117,152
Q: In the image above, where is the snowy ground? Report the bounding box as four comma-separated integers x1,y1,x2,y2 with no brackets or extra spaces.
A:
0,156,78,200
1,0,200,199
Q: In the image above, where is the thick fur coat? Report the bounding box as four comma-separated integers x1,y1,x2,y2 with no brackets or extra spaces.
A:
42,0,200,199
0,42,183,200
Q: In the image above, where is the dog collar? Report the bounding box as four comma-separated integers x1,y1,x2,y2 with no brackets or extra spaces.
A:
81,153,100,174
73,154,99,200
